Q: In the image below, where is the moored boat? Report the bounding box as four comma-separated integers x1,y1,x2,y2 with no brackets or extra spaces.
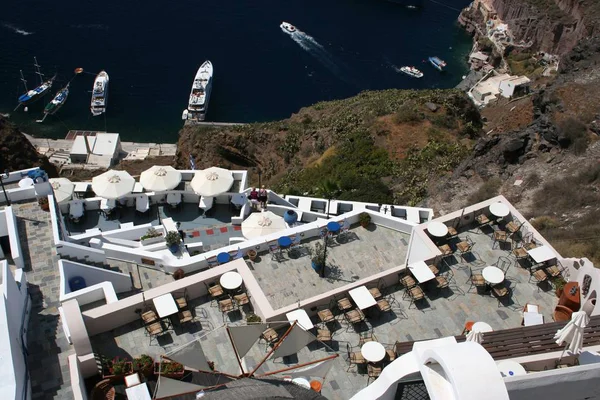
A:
17,57,54,106
44,83,69,116
400,66,424,78
186,61,213,121
428,56,447,71
90,71,109,116
280,22,297,34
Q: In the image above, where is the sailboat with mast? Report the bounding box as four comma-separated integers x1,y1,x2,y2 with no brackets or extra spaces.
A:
17,57,55,107
37,83,69,123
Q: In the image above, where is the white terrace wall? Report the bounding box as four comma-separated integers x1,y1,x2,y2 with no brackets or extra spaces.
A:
68,354,88,400
4,207,24,269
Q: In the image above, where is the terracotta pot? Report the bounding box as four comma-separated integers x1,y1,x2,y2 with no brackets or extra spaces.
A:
248,249,257,261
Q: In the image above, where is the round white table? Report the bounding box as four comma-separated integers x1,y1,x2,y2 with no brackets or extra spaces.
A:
489,202,510,218
291,377,311,389
220,271,243,290
427,221,449,238
472,321,493,333
18,177,34,188
482,266,505,285
361,341,386,363
497,360,527,377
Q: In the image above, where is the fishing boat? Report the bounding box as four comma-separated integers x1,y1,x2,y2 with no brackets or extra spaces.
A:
428,56,447,71
184,61,213,122
17,57,55,107
280,22,296,33
44,84,69,116
400,66,424,78
90,71,109,116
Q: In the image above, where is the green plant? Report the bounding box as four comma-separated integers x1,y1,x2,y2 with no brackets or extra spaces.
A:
106,357,131,375
140,227,162,241
552,276,566,292
165,231,181,247
359,212,371,227
133,354,153,372
531,216,559,231
308,241,327,267
558,117,589,154
38,197,49,206
246,313,262,323
159,361,184,374
393,105,423,124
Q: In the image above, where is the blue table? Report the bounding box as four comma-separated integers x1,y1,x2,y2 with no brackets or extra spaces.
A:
327,221,341,233
217,252,231,264
278,236,292,248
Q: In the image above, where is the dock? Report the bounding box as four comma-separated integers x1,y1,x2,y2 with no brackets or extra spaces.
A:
183,120,245,127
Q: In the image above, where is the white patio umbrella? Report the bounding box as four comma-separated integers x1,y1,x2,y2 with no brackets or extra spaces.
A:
554,310,590,363
242,211,288,239
140,165,182,192
49,178,75,204
91,170,135,199
190,167,234,197
466,330,483,344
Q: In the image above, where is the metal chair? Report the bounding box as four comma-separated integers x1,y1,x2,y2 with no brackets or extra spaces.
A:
398,271,417,290
346,343,367,371
367,363,382,384
467,266,486,294
492,230,510,250
456,235,474,259
492,282,510,307
403,286,425,309
529,267,548,291
474,212,491,232
218,298,237,322
174,289,188,310
495,256,512,274
206,282,225,305
358,332,377,346
317,307,335,325
262,327,279,351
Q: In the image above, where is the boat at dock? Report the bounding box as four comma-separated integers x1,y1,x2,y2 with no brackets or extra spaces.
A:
183,61,213,122
280,22,297,34
17,57,55,107
44,84,69,116
90,71,109,116
428,56,447,71
400,66,423,78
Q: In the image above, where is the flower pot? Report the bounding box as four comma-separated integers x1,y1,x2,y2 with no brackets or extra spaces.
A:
169,244,180,254
360,221,369,228
311,261,323,273
103,361,133,380
248,249,257,261
141,235,164,246
154,362,185,379
284,210,298,225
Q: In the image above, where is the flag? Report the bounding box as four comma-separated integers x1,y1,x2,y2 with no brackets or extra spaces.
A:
189,154,196,170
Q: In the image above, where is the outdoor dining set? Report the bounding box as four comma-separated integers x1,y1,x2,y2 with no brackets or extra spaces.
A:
139,289,198,343
206,271,252,321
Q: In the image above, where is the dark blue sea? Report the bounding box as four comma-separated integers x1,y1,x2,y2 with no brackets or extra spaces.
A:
0,0,472,142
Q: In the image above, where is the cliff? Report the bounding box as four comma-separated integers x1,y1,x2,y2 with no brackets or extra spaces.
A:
0,117,58,177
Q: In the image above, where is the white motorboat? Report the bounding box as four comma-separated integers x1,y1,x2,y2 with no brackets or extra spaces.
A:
90,71,109,116
280,22,297,33
187,61,213,121
400,66,424,78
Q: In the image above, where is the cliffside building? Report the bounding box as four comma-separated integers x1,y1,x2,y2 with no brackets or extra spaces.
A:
469,72,531,106
69,132,122,167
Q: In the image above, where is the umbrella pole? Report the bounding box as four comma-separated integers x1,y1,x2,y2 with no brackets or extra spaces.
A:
557,343,569,365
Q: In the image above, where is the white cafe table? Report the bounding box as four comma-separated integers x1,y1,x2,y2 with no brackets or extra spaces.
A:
408,260,436,284
18,177,34,188
220,271,243,290
497,360,527,377
482,266,505,285
286,308,314,330
427,221,449,238
349,286,377,310
74,182,90,193
101,198,116,211
527,245,556,264
69,200,84,219
489,202,510,218
361,341,386,363
152,293,178,318
291,377,311,389
125,382,152,400
167,192,182,205
472,321,493,333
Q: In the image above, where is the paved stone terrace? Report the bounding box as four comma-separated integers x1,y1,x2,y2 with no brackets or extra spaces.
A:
251,225,410,309
10,201,74,399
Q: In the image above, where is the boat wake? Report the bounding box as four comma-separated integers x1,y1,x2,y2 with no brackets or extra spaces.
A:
282,27,358,87
1,22,33,36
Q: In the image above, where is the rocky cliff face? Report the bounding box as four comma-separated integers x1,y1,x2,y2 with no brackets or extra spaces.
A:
491,0,597,54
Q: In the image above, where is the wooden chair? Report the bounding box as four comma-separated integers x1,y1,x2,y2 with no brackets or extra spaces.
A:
522,232,538,250
219,298,236,321
337,297,353,312
475,212,491,231
207,282,224,305
398,271,416,290
145,322,164,344
316,328,332,342
492,283,510,307
346,343,367,371
545,261,564,279
233,292,250,307
447,226,458,237
435,275,449,291
456,236,474,258
467,266,486,294
91,379,116,400
178,310,194,325
493,230,510,250
385,348,397,363
358,332,377,346
437,244,452,256
367,363,382,384
368,286,382,299
529,267,548,290
428,263,439,275
345,308,365,325
495,256,512,275
403,286,425,309
262,327,279,351
206,255,219,268
317,308,335,325
141,310,158,325
505,220,523,237
512,243,529,261
377,298,392,313
174,289,188,310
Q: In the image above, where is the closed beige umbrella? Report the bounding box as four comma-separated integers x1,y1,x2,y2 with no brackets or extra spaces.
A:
191,167,234,197
140,166,182,192
92,170,135,199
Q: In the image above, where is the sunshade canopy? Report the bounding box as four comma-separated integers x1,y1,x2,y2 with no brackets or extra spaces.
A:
191,167,234,197
140,165,182,192
49,178,75,204
242,211,288,239
91,170,135,199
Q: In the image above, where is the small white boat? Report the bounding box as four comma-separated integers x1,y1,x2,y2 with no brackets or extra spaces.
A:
181,109,189,120
400,66,423,78
187,61,213,121
90,71,109,116
280,22,296,33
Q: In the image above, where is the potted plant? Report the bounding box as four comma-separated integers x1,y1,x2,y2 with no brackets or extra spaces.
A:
154,360,185,379
308,241,326,273
38,197,49,211
140,227,164,246
207,361,216,371
173,268,185,280
133,354,154,377
553,276,567,298
103,356,133,379
246,313,262,323
359,212,371,228
247,249,257,261
165,231,181,253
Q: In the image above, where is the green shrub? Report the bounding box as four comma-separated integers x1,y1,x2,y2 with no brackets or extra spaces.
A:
558,118,589,154
393,105,423,124
531,216,559,230
429,114,458,130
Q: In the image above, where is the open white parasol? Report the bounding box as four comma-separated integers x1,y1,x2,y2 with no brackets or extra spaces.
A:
190,167,234,197
49,178,75,204
140,165,182,192
242,211,288,239
91,170,135,199
554,310,589,363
